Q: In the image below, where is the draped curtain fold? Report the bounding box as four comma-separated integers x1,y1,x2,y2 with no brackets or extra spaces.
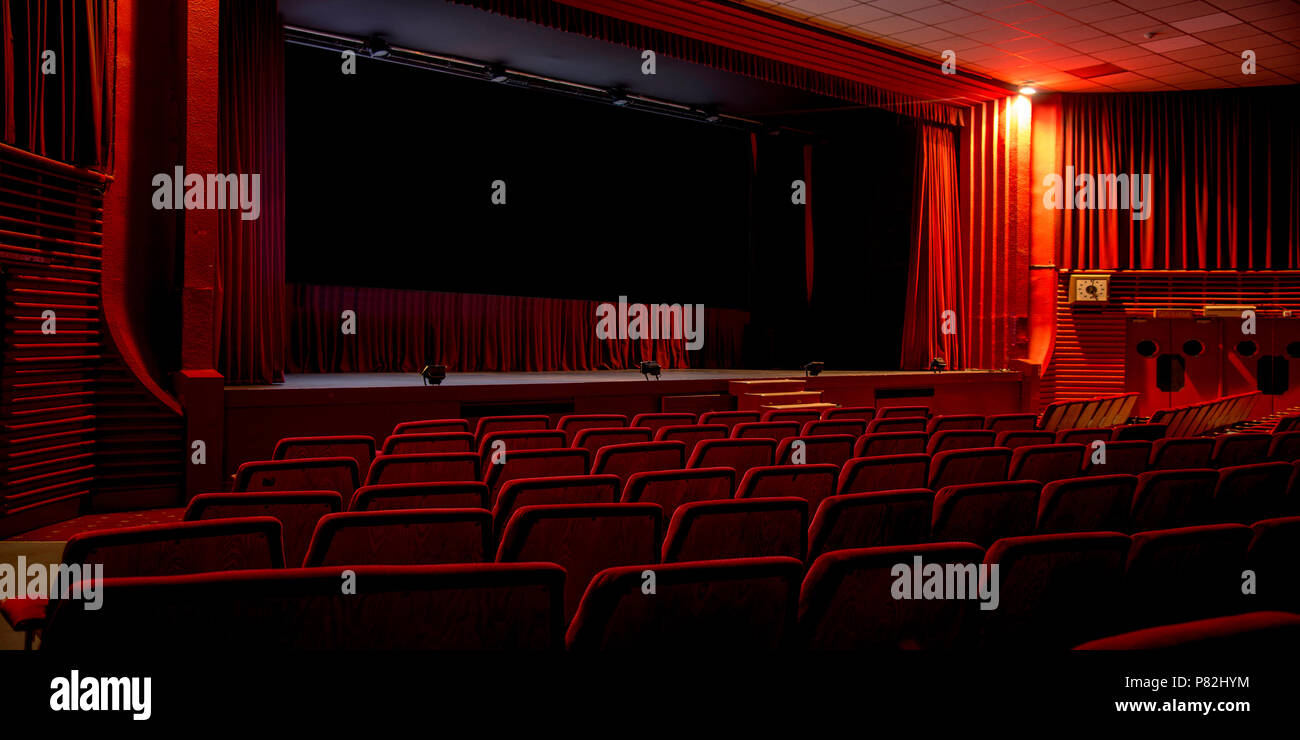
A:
1,0,112,167
217,0,285,384
1058,90,1300,270
902,124,963,370
286,283,746,373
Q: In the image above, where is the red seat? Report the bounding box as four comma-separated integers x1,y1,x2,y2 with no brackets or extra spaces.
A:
775,434,855,466
735,464,838,512
926,414,984,434
556,414,628,442
1036,474,1137,534
983,532,1130,648
1076,611,1300,650
798,543,984,649
1148,437,1214,470
854,431,927,457
349,481,489,511
686,438,775,475
620,467,734,519
392,418,470,436
381,432,474,455
590,441,686,484
662,497,807,563
184,491,343,570
571,427,653,454
731,421,801,441
877,406,929,419
926,429,997,454
1123,523,1252,630
928,447,1011,490
807,489,932,559
235,457,359,501
932,480,1041,547
653,424,728,457
0,516,286,644
567,557,802,650
1274,415,1300,433
482,448,591,504
821,406,875,422
1213,461,1293,524
1055,428,1111,445
473,415,550,443
1247,516,1300,612
492,475,620,535
837,453,929,494
496,503,662,621
629,412,696,432
994,430,1055,450
985,413,1038,431
478,430,567,458
1111,423,1167,442
1082,440,1151,476
761,409,822,425
303,509,493,567
365,452,479,487
699,410,760,431
1269,431,1300,461
1130,469,1217,531
42,564,566,651
273,436,375,478
867,417,927,434
1211,433,1270,468
1008,443,1086,483
800,419,867,438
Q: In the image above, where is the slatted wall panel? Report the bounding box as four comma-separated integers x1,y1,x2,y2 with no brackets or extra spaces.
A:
1,147,105,517
1,144,182,529
1043,271,1300,407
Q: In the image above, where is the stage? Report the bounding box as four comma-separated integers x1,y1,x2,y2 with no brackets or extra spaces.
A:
221,368,1028,477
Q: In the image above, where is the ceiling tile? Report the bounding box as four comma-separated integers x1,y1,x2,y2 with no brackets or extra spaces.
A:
858,14,928,33
1069,2,1139,23
1140,33,1208,50
783,0,860,14
820,3,896,23
1093,14,1165,33
1171,12,1245,33
891,25,955,43
1147,2,1222,22
906,4,975,23
869,0,941,13
1232,1,1300,21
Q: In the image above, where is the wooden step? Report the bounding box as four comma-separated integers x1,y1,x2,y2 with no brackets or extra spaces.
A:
757,402,838,413
738,390,822,411
727,378,806,396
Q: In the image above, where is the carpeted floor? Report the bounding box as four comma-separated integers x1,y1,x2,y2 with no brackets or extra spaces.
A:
6,508,187,541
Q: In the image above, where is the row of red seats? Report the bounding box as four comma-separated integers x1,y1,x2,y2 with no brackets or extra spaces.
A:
1149,391,1262,437
30,516,1299,650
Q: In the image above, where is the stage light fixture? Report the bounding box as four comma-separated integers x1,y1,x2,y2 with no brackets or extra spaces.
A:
420,364,447,386
610,89,631,107
1018,85,1037,95
929,357,947,373
487,64,509,83
639,361,661,380
803,361,824,378
365,36,391,59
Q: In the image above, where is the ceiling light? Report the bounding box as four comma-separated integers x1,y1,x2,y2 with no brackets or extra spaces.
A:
1019,85,1037,95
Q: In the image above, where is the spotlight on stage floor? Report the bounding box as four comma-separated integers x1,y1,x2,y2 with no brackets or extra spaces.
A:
639,361,661,380
930,357,947,373
803,361,824,378
420,364,447,386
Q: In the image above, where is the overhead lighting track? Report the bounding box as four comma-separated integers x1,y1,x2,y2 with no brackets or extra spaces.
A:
283,25,791,135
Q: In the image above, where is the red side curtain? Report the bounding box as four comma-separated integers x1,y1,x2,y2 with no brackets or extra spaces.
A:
0,0,112,166
286,283,746,373
217,0,285,384
902,124,962,370
1058,90,1300,270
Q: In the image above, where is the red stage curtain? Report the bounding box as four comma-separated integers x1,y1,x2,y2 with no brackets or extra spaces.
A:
286,283,747,374
1,0,112,167
902,124,962,370
216,0,285,384
1058,90,1300,270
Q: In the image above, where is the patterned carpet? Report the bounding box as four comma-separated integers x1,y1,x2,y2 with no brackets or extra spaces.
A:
6,508,187,542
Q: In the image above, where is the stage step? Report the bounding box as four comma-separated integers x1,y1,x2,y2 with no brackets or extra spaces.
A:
758,402,838,413
727,378,806,397
738,390,822,410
